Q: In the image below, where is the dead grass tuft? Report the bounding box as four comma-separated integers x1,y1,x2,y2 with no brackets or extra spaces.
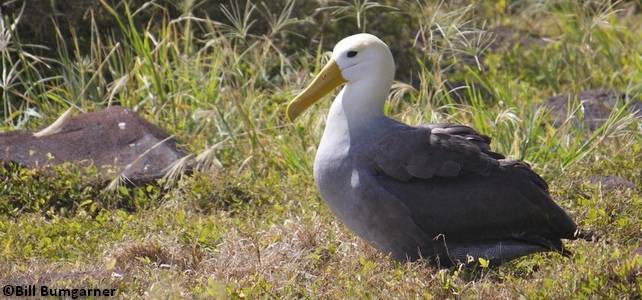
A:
111,241,205,273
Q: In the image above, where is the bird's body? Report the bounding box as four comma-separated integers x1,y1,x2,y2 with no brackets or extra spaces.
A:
287,34,588,266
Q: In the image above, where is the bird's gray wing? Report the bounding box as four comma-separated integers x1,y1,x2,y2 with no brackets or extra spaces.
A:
374,160,576,247
371,123,504,181
369,123,576,254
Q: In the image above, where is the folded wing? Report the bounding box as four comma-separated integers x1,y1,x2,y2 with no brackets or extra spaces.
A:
369,123,577,252
371,123,504,181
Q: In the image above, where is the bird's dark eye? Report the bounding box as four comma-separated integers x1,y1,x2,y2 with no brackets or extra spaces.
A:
347,51,358,58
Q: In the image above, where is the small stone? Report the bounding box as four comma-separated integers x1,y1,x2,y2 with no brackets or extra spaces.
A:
543,89,642,130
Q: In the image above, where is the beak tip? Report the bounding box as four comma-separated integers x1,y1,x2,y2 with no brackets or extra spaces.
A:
285,105,298,122
285,59,343,124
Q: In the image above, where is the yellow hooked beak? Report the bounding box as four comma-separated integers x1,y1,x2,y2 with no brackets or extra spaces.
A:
286,59,346,121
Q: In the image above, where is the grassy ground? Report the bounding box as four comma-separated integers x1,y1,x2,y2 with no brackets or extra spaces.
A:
1,1,641,298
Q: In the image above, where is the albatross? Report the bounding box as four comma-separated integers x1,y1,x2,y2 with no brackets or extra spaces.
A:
286,33,593,266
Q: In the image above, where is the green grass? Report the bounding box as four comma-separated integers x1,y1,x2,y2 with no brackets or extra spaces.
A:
1,0,641,298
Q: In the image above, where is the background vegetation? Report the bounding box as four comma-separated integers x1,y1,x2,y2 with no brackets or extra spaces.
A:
1,0,641,298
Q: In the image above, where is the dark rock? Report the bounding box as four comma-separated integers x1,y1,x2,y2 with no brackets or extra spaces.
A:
444,80,493,103
543,89,642,130
588,175,637,190
0,106,188,183
487,26,548,51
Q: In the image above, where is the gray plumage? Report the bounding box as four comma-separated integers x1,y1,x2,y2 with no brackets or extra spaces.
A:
316,117,582,266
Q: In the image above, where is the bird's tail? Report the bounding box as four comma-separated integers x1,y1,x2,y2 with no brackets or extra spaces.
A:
573,228,599,242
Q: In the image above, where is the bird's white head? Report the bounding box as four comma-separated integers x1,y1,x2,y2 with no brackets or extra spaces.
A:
331,33,395,84
287,34,395,121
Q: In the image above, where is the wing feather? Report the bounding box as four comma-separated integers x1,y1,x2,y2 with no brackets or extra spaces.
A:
371,124,502,181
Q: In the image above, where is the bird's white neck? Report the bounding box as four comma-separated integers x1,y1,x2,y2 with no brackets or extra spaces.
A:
321,77,392,148
341,79,389,121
